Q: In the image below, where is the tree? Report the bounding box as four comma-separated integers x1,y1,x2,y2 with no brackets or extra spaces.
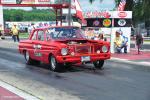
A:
142,0,150,22
3,9,56,21
16,0,23,4
89,0,103,4
55,0,70,4
89,0,95,4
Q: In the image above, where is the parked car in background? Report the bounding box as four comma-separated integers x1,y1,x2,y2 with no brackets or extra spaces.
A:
18,26,111,72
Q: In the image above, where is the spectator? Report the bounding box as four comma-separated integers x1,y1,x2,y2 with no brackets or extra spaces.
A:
0,24,4,39
0,24,2,37
98,32,104,40
136,33,143,52
114,30,127,53
11,24,20,42
86,28,95,39
28,23,36,34
94,33,104,41
120,30,128,50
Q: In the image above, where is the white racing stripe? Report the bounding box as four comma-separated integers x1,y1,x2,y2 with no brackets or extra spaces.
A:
139,62,150,66
0,81,40,100
110,57,150,67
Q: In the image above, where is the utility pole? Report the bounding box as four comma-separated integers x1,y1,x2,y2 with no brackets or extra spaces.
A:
68,0,71,26
0,1,4,31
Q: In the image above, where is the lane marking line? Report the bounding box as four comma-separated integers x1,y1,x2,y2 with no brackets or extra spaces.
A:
0,81,40,100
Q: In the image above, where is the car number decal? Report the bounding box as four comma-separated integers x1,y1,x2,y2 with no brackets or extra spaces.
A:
33,44,42,49
33,44,42,57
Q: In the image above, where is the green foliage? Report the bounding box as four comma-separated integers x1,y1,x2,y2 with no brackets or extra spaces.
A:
55,0,70,4
16,0,23,4
19,33,29,38
3,9,56,21
89,0,103,4
89,0,95,4
142,0,150,21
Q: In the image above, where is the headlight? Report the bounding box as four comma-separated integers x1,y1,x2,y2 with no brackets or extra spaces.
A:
96,50,100,54
102,46,108,53
61,48,68,56
71,52,75,56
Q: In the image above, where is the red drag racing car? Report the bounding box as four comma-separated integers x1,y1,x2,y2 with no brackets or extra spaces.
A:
18,26,111,72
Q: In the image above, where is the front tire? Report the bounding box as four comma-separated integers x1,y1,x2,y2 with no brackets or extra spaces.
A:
24,51,40,65
49,55,62,72
93,60,104,69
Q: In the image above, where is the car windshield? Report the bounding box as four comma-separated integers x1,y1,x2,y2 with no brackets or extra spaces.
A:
46,27,85,40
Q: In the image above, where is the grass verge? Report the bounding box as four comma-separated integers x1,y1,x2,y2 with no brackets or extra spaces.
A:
19,33,29,38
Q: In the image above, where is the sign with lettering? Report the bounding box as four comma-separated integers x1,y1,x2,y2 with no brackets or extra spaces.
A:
113,11,132,18
103,19,111,27
86,18,112,27
1,0,16,4
118,19,126,26
83,11,132,19
83,11,112,18
114,19,131,27
1,0,54,4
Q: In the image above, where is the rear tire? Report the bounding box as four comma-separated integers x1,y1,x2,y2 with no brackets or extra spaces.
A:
24,51,40,65
93,60,104,69
49,55,62,72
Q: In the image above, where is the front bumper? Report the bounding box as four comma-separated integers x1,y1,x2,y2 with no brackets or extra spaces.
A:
56,53,111,63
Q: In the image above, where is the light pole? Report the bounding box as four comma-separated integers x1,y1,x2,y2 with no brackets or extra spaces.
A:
68,0,71,26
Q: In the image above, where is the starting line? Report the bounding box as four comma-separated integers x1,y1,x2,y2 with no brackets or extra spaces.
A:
0,81,39,100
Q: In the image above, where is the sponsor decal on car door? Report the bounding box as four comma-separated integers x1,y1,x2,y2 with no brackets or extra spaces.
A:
32,30,45,60
33,44,42,57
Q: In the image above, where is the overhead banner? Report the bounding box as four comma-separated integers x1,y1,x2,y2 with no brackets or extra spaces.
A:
1,0,54,4
21,0,52,4
86,18,112,27
113,11,132,19
1,0,16,4
83,11,132,19
114,19,131,27
83,11,112,18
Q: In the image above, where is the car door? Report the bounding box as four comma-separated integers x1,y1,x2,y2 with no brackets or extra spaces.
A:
29,30,38,60
32,29,45,61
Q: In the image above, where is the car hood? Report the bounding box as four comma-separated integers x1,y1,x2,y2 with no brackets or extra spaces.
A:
54,39,98,45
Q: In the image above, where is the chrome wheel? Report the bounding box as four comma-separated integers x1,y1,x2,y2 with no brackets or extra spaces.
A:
25,51,29,62
50,55,62,72
93,60,104,69
24,51,40,65
51,56,56,70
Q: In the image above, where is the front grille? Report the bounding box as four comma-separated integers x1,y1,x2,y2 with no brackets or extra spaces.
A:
94,44,107,53
94,45,101,53
75,45,91,54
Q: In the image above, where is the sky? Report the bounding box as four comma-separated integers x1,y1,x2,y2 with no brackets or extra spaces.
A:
79,0,116,11
3,0,116,11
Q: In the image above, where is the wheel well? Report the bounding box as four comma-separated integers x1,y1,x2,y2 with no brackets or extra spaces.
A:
23,50,26,54
48,53,53,60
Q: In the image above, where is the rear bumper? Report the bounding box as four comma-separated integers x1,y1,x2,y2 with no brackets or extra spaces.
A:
56,53,111,63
